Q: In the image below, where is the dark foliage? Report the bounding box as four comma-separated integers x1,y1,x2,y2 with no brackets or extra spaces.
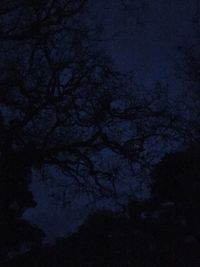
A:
2,0,200,265
4,146,200,266
0,117,45,262
0,0,173,200
0,0,175,263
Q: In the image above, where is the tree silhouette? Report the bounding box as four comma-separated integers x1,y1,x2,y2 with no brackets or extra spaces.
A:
0,114,44,262
0,0,178,264
148,147,200,266
6,146,200,266
0,1,174,202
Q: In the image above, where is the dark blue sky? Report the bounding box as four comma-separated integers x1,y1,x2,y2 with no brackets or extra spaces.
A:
101,0,196,84
24,0,198,241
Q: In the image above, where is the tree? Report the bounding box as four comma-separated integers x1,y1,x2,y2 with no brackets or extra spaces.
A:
151,146,200,228
7,146,200,266
148,147,200,266
0,0,176,261
176,8,200,145
0,114,44,262
0,0,174,200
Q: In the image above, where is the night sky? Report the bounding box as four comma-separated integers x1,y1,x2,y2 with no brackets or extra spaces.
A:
23,0,198,241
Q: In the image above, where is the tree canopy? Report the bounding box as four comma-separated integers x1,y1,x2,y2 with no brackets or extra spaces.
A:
0,0,187,263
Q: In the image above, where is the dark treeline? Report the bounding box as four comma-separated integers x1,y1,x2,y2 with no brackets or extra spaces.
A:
5,146,200,266
1,0,200,266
